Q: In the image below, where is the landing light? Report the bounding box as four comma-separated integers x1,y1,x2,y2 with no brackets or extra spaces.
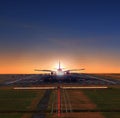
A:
54,63,65,69
56,71,64,76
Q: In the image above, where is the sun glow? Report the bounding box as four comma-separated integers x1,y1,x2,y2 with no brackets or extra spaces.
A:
54,62,65,70
56,71,64,76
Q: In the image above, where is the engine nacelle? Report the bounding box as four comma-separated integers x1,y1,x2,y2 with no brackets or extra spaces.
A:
66,71,70,75
51,72,54,75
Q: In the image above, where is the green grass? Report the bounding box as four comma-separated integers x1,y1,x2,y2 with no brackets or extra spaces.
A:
83,88,120,118
0,90,38,110
0,114,22,118
0,89,44,118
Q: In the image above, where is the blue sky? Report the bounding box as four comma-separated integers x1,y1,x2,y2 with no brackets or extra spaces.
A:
0,0,120,73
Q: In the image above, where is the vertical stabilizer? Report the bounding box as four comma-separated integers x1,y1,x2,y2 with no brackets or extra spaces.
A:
59,60,61,69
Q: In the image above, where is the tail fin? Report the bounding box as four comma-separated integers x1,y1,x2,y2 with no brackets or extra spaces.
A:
59,60,61,69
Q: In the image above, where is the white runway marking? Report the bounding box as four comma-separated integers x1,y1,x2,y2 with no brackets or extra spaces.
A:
62,86,108,89
62,89,68,113
51,91,55,114
14,87,56,90
64,89,72,112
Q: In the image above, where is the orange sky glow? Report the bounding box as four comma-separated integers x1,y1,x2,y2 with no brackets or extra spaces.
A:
0,55,120,74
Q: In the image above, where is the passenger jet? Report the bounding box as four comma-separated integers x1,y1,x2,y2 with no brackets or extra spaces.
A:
34,61,85,76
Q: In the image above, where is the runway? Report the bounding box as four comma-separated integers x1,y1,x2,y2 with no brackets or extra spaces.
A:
0,74,120,118
2,73,120,86
32,90,52,118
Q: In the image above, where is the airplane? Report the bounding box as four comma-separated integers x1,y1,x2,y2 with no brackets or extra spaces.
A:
34,61,85,76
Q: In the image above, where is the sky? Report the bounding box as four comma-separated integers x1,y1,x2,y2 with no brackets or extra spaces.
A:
0,0,120,73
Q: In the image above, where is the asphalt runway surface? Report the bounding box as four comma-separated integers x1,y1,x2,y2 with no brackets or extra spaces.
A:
32,90,52,118
2,74,120,86
0,74,120,118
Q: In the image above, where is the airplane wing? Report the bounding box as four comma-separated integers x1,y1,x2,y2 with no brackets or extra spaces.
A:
64,68,85,72
34,69,54,72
